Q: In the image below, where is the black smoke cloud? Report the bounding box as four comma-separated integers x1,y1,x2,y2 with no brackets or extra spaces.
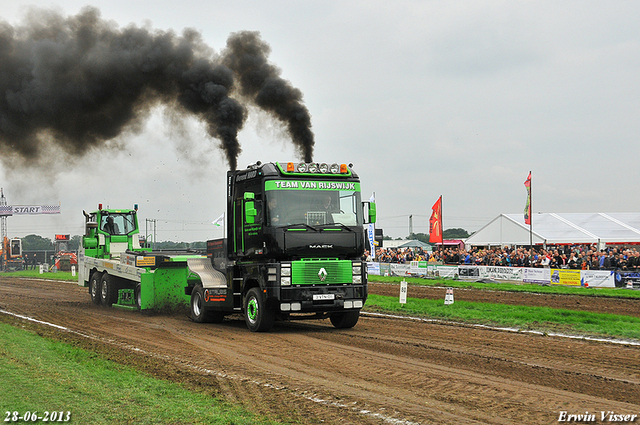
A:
223,31,314,163
0,7,314,171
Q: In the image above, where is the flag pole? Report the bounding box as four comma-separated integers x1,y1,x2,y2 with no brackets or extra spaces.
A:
529,171,533,251
440,195,443,251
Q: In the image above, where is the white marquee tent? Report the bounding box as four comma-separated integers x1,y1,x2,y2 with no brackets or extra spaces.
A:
465,213,640,247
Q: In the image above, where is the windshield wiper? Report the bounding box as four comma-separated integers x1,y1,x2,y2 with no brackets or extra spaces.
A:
286,223,319,231
328,222,354,232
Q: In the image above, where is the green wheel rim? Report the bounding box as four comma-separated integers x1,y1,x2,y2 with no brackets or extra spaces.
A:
247,297,258,322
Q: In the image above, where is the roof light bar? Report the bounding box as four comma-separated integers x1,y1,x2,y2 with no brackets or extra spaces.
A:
285,162,349,174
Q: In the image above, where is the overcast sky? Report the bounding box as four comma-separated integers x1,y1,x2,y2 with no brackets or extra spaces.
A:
1,1,639,242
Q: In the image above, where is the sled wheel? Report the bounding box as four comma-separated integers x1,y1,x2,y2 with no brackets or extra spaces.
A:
89,272,102,305
135,284,142,310
100,273,118,306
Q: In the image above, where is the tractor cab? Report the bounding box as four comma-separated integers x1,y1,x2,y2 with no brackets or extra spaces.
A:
82,205,146,259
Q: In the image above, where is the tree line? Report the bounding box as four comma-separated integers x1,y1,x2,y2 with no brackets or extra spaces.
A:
383,228,471,244
19,234,206,251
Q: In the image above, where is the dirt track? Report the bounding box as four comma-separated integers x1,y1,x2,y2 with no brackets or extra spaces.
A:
1,276,640,424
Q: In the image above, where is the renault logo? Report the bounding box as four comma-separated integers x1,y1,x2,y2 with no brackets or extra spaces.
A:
318,267,328,282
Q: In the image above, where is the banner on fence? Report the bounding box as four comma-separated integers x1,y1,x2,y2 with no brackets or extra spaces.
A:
390,264,412,276
458,265,480,278
371,262,620,289
431,265,458,278
580,270,615,288
480,266,523,281
615,271,640,288
523,267,551,284
409,261,428,276
550,269,581,286
367,262,380,276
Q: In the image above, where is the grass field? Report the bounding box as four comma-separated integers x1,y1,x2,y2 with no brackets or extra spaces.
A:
0,322,281,424
366,294,640,340
3,269,78,281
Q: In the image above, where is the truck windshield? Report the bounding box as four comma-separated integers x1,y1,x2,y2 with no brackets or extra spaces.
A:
100,212,136,235
266,188,363,228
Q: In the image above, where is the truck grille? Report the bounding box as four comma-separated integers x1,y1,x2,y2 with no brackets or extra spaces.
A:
291,259,352,285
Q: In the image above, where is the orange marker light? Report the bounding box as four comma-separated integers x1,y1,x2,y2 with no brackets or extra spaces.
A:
287,162,295,172
340,164,348,173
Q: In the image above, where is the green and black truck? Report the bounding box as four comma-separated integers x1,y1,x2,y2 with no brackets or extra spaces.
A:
78,161,376,332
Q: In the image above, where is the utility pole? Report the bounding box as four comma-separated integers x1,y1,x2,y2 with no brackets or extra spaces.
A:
409,214,413,236
146,219,157,250
0,188,7,241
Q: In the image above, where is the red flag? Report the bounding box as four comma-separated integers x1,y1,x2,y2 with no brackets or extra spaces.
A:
429,196,443,244
524,172,531,225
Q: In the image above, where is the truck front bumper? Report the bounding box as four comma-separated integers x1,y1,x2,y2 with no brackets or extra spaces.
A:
275,284,367,312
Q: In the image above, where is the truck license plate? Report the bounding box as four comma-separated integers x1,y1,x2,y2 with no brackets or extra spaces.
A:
313,293,335,301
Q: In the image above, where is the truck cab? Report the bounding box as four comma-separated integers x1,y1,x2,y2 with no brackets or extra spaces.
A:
82,206,147,259
194,161,376,331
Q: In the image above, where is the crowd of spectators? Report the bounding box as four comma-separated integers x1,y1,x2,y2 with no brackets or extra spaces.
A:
366,244,640,271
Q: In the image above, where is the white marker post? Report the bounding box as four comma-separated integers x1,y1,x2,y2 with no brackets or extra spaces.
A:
444,287,454,305
399,280,408,305
71,265,76,277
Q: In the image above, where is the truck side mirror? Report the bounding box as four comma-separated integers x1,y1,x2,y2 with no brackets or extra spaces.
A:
85,221,98,236
363,201,376,224
244,192,257,224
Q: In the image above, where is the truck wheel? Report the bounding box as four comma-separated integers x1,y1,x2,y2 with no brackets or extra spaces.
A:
330,310,360,329
135,284,142,310
191,285,224,323
89,272,102,305
100,273,118,306
244,287,275,332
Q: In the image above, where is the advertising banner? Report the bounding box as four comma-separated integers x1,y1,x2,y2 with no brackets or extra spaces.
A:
366,223,375,259
615,271,640,288
431,265,458,278
480,266,523,281
550,269,581,286
458,265,480,279
379,263,391,276
409,261,428,276
367,262,380,276
580,270,615,288
523,268,551,284
390,264,412,276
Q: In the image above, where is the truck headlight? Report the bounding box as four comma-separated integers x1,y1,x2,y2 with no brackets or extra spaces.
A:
281,276,291,286
352,275,362,284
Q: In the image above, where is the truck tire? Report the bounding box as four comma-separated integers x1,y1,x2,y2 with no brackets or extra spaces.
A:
244,287,275,332
330,310,360,329
190,285,224,323
89,272,102,305
134,284,142,310
100,273,118,307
